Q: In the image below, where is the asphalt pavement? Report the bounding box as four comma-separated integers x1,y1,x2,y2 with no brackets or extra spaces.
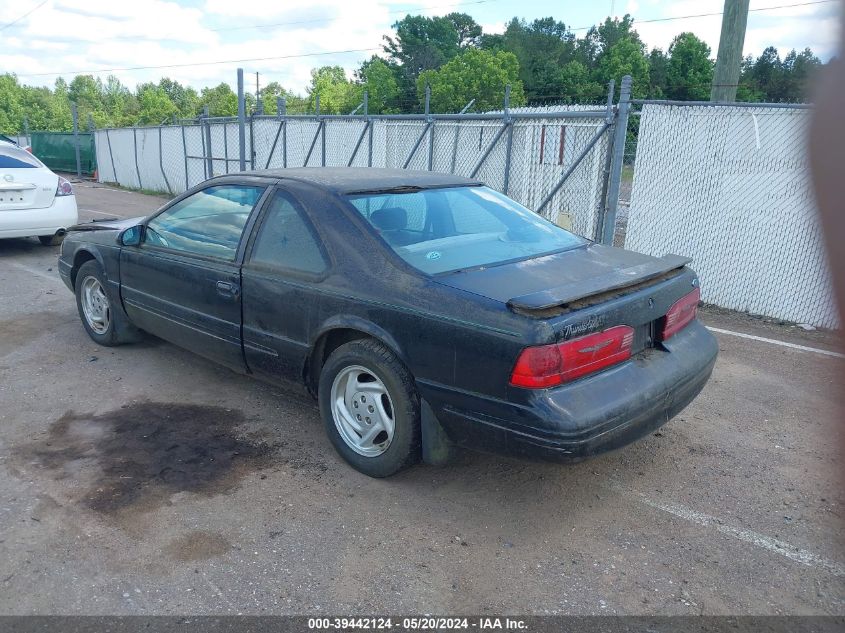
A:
0,179,842,615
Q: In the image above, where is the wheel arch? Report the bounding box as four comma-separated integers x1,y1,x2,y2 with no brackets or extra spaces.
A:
304,316,408,396
70,248,103,289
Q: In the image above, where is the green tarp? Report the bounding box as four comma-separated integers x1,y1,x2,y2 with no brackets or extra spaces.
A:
30,132,97,175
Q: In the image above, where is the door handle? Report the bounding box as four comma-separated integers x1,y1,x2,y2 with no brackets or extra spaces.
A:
216,280,240,298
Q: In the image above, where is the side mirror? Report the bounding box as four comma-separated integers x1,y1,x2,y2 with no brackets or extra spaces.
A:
118,225,144,246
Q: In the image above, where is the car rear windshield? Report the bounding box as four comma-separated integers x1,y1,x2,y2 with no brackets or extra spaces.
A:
347,185,585,274
0,144,43,169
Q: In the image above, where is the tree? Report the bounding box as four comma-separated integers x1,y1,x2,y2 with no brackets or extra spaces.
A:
137,85,178,124
68,75,103,111
595,36,650,98
307,66,361,114
445,12,482,48
383,14,461,74
417,48,525,112
260,81,306,114
0,74,25,134
357,57,401,113
199,83,238,116
158,78,199,118
493,18,576,100
383,14,464,107
780,48,821,102
665,33,713,100
647,48,669,98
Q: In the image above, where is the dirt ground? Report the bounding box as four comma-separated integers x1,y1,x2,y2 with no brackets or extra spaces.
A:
0,179,842,615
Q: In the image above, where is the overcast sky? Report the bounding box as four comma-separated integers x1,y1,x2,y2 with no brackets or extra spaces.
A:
1,0,840,93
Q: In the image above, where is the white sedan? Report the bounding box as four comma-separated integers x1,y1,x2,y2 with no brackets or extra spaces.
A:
0,140,78,245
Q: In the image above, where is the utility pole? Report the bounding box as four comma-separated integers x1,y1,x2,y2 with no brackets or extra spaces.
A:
711,0,750,102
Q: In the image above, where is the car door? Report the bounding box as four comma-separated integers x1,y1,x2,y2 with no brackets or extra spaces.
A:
241,187,330,383
120,183,268,371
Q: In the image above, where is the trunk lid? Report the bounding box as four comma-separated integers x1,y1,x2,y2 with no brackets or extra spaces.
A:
437,243,696,353
0,168,58,211
437,243,690,311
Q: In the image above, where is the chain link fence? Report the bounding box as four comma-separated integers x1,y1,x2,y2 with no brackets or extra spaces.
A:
624,101,838,329
93,108,615,241
84,70,839,329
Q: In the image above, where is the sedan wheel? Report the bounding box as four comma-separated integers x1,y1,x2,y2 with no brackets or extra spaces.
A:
331,365,396,457
80,275,111,335
319,339,421,477
74,259,140,347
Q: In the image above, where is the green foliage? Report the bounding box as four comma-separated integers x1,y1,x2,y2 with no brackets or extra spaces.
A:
665,33,713,100
358,58,401,114
595,35,650,99
307,66,362,114
137,86,178,124
418,48,525,113
738,46,821,102
0,11,828,134
199,83,238,116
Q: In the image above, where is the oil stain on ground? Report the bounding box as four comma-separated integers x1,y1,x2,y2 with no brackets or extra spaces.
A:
23,402,276,516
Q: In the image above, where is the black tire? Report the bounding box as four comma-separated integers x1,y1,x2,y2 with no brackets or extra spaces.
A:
318,338,421,477
39,234,63,246
75,260,136,346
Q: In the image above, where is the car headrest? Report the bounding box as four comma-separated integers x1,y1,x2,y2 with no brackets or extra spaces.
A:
370,207,408,232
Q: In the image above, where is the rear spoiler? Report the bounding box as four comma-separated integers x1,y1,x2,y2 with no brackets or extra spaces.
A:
507,254,692,311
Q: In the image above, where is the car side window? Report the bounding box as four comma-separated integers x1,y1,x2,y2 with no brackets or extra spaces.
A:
145,185,264,260
248,191,327,274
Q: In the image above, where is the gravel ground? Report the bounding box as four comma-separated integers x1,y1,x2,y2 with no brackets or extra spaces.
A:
0,179,842,615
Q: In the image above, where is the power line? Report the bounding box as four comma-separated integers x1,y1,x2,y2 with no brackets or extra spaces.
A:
13,0,835,79
0,0,48,32
16,47,382,78
211,0,497,33
570,0,837,31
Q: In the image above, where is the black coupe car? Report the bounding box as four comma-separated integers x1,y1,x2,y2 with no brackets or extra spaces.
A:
59,168,717,477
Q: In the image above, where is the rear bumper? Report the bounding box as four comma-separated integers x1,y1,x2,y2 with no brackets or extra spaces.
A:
0,195,78,239
418,320,718,462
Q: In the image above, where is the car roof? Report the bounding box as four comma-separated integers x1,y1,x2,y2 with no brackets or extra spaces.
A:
228,167,482,195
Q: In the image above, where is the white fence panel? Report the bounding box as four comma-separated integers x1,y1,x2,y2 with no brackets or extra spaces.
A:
626,104,839,329
93,111,611,241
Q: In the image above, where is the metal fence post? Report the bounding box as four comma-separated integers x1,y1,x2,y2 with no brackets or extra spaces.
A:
181,124,189,190
368,117,374,167
23,116,29,147
502,85,514,194
597,80,616,233
363,90,368,116
158,126,173,195
249,114,255,169
426,85,434,171
202,106,213,178
321,115,327,167
132,126,143,189
105,128,116,183
601,75,632,245
237,68,246,171
278,97,287,168
71,103,81,179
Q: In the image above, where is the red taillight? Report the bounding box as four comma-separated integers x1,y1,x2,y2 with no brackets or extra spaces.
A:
510,325,634,389
661,287,700,340
56,176,73,197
